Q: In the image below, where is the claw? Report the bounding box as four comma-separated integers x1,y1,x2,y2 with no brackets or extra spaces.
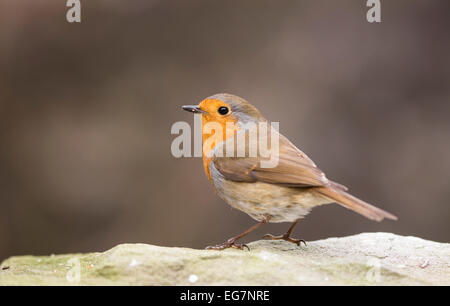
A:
205,219,269,251
206,239,250,251
263,233,306,246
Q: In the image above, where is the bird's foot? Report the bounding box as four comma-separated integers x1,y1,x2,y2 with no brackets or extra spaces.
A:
263,233,306,246
205,238,250,251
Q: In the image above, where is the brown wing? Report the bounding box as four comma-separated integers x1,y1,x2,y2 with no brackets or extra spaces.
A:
212,130,331,188
210,127,401,221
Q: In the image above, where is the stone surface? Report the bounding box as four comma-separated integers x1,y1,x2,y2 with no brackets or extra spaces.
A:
0,233,449,285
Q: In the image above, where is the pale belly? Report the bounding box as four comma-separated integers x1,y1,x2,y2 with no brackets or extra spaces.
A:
209,163,331,223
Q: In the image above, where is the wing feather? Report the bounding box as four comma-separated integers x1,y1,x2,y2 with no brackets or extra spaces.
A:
212,129,330,187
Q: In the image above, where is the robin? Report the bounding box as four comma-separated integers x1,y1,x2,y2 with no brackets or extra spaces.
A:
182,93,397,250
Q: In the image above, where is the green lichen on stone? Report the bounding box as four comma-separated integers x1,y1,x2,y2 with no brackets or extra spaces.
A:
0,233,449,286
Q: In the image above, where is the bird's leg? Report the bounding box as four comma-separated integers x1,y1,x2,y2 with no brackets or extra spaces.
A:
206,216,270,251
263,219,306,246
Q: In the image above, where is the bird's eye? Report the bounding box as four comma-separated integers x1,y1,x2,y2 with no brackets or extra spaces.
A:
218,106,229,115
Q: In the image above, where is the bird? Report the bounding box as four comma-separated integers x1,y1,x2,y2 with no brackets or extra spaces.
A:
182,93,397,250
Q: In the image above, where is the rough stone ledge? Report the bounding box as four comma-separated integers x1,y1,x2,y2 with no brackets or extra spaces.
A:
0,232,448,285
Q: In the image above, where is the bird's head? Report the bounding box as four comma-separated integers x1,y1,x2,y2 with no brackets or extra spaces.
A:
182,94,267,157
182,93,266,127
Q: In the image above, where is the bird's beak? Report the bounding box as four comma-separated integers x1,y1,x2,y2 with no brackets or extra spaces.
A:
182,105,206,114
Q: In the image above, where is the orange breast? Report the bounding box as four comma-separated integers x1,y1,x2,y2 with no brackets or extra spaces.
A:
201,117,239,182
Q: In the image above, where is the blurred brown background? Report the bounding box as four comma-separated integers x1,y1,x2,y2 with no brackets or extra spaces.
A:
0,0,449,261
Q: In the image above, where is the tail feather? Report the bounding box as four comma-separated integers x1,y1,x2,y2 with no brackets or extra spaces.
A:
315,187,397,222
